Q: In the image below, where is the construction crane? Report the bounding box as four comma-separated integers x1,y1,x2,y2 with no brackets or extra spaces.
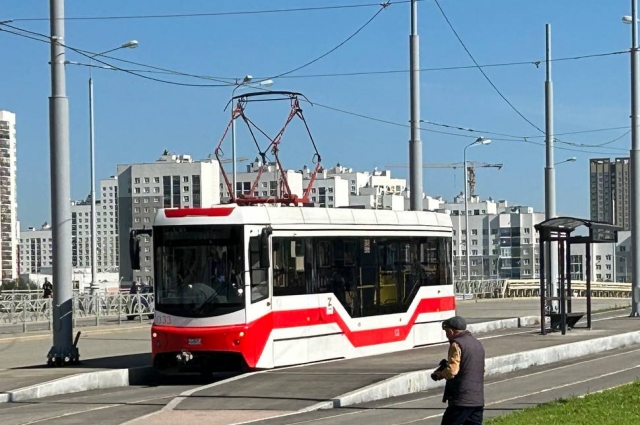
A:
385,162,503,196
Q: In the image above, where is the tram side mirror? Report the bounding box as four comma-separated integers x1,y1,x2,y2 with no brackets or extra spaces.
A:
259,227,272,269
129,228,153,271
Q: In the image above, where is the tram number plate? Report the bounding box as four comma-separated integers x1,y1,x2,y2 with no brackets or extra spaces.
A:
188,338,201,346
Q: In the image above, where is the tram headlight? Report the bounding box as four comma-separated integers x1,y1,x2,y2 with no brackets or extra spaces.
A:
239,332,245,337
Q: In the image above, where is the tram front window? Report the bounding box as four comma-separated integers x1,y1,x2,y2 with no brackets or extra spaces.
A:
154,225,245,318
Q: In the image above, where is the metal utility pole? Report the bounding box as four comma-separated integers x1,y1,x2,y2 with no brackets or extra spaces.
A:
47,0,77,365
630,0,640,316
544,24,559,313
88,76,98,294
409,0,423,211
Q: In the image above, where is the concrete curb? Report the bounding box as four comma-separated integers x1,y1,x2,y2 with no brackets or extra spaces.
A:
0,366,155,403
467,315,540,334
327,329,640,408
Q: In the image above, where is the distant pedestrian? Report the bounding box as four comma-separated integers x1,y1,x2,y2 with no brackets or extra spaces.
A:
42,278,53,298
431,316,485,425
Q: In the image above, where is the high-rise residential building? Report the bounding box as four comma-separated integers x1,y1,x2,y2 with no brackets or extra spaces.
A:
99,177,119,272
0,110,17,281
18,223,53,274
589,157,630,230
71,177,120,273
220,158,303,203
437,195,544,280
117,152,220,285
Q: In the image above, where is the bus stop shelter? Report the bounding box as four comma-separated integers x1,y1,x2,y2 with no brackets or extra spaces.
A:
535,217,622,335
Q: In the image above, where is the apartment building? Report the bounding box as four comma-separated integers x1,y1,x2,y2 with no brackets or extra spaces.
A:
590,158,630,230
18,223,52,274
0,110,17,281
117,152,220,284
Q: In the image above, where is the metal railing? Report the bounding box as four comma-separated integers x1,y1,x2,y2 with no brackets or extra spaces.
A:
454,279,508,300
454,279,633,300
0,292,154,332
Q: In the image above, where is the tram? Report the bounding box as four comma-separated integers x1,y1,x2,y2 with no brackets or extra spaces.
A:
130,204,455,372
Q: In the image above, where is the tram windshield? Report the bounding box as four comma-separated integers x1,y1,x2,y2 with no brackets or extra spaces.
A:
154,225,245,318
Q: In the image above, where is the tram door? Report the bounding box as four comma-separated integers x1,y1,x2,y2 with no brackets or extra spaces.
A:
245,225,273,320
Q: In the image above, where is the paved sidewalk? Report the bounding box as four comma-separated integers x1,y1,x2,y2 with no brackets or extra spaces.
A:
0,323,151,393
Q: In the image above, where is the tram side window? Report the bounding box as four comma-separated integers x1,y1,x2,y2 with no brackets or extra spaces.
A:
270,236,452,318
249,237,269,303
272,238,308,296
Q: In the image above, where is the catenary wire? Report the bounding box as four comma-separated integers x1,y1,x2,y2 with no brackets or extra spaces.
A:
434,0,545,134
6,1,421,22
0,22,627,154
267,2,390,79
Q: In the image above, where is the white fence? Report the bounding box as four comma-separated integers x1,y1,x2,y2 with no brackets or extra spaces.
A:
0,292,154,332
454,279,632,300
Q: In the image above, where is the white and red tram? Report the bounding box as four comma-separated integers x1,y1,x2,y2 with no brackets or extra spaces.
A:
130,204,455,372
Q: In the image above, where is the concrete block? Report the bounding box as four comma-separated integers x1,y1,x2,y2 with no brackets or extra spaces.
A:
1,366,154,403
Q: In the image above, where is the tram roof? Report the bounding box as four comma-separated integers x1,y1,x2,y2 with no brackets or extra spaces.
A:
154,204,452,229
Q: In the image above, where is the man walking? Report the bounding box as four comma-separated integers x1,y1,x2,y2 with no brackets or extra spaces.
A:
431,316,485,425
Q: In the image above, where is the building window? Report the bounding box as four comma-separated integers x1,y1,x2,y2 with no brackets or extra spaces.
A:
144,177,150,184
184,195,190,203
134,178,140,184
134,187,140,194
153,187,160,193
192,175,201,208
524,228,531,234
183,176,189,183
183,186,189,192
472,229,478,236
154,177,160,183
472,240,478,246
472,250,478,256
143,187,150,193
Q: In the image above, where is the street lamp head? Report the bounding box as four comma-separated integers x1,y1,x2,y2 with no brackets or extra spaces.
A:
567,157,577,162
121,40,139,49
243,75,253,84
259,79,274,87
623,15,634,24
475,137,492,145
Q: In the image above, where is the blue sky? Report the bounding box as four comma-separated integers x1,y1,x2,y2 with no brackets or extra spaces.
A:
0,0,633,228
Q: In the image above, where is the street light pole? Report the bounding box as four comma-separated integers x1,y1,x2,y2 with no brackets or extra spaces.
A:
463,137,491,284
631,0,640,316
625,0,640,316
231,78,250,199
409,0,423,211
88,74,97,294
86,41,137,295
544,23,559,314
47,0,76,365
